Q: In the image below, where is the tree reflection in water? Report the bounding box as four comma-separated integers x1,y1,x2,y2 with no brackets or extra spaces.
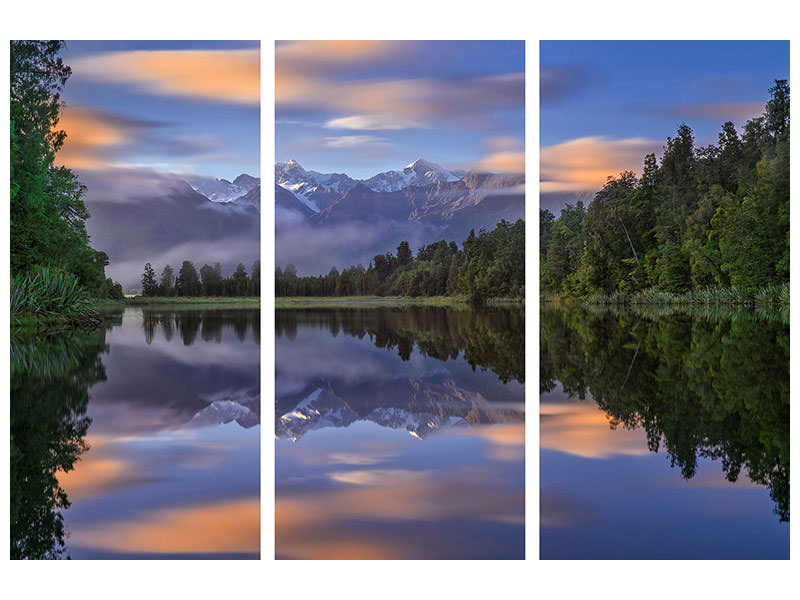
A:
276,305,524,384
10,325,112,559
540,303,789,522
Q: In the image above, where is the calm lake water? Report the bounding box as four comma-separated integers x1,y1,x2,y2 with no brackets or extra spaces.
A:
10,307,260,559
275,306,525,559
540,304,789,559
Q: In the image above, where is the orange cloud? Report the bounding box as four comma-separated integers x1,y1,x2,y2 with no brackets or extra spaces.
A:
474,151,525,173
72,49,260,105
56,105,125,169
276,52,524,130
540,135,661,194
67,498,260,554
276,40,396,66
540,401,649,459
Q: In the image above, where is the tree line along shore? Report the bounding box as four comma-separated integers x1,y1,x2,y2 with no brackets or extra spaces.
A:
276,219,525,305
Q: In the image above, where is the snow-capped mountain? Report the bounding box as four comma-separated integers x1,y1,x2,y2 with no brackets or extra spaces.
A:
187,173,260,203
190,390,260,429
364,159,465,192
275,380,524,442
274,158,465,210
275,160,358,213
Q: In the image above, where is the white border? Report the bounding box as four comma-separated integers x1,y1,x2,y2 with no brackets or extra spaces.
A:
1,1,797,599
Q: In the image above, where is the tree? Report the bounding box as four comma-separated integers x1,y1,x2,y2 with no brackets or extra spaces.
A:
161,264,175,289
397,241,412,267
176,261,200,296
141,263,157,296
233,263,248,279
10,41,119,297
251,259,261,280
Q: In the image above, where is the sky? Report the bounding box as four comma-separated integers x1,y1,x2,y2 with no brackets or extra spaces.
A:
58,40,260,180
275,40,525,178
541,40,790,211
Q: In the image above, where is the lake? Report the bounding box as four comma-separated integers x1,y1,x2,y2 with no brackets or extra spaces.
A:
10,307,260,559
540,303,789,559
275,305,525,559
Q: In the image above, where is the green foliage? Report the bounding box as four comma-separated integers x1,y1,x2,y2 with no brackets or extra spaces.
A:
141,262,157,296
541,80,789,298
142,259,260,297
10,266,102,327
10,40,122,308
276,219,525,301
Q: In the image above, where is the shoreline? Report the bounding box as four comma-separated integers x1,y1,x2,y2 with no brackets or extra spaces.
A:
275,295,524,309
123,296,260,307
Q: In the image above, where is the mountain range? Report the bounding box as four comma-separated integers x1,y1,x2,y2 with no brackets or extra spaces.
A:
276,378,524,442
82,157,523,290
82,171,261,291
275,159,524,274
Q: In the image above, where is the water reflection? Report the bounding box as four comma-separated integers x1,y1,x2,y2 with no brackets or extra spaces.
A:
10,307,260,559
10,328,109,559
540,303,789,559
275,306,525,560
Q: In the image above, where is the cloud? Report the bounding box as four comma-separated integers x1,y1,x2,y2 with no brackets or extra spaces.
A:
652,101,765,122
323,114,423,131
322,135,388,149
447,136,525,174
472,151,525,173
57,105,159,169
276,40,397,68
57,104,225,171
71,49,260,105
277,68,524,129
275,215,443,277
540,135,661,194
78,166,194,202
540,67,592,106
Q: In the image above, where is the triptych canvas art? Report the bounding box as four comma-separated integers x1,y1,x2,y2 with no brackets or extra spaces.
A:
8,39,789,562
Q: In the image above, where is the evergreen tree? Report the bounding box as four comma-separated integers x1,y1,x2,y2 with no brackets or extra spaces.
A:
176,261,200,296
141,263,157,296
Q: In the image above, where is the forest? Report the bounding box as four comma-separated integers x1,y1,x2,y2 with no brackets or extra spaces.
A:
276,218,525,303
140,260,261,297
540,80,789,301
11,41,122,326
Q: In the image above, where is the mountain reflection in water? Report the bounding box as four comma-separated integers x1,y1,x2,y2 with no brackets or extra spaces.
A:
275,306,525,560
10,308,260,560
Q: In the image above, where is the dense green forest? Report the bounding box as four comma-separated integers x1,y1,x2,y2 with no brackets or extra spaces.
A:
276,218,525,303
10,41,122,318
140,259,260,297
540,80,789,300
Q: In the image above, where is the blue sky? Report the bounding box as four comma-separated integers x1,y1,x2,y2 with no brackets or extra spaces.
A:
58,40,260,180
275,40,525,178
540,40,789,209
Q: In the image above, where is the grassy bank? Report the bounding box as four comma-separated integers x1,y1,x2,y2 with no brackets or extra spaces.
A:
275,295,524,308
11,267,104,332
125,296,260,307
543,283,789,309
